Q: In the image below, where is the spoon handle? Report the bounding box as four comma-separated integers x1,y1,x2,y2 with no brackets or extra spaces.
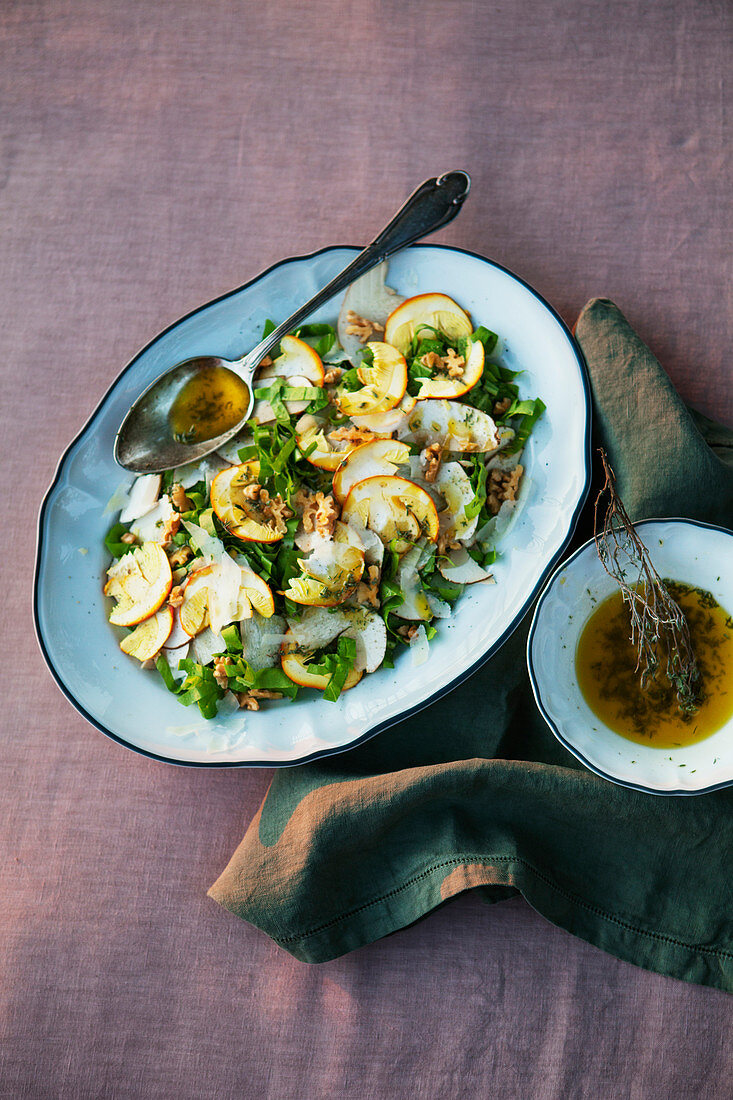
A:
240,170,471,373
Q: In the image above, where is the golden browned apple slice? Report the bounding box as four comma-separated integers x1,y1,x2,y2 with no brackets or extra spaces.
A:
105,542,173,627
413,336,484,400
341,475,439,552
337,342,408,417
210,463,287,543
332,438,411,503
239,566,275,618
281,538,365,607
178,566,214,637
119,606,174,662
350,392,417,434
384,293,473,355
280,630,364,691
265,334,325,384
294,415,389,472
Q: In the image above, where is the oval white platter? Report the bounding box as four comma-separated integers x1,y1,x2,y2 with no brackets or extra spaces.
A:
528,519,733,795
35,244,591,766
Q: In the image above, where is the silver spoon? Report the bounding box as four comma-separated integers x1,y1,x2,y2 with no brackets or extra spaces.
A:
114,171,471,473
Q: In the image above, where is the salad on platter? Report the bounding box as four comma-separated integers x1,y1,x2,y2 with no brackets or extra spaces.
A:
103,264,545,719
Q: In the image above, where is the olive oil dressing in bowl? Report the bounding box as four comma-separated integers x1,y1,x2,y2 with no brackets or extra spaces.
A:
528,519,733,795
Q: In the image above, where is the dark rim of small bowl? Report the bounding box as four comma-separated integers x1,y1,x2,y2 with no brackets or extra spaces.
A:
526,517,733,796
34,242,593,768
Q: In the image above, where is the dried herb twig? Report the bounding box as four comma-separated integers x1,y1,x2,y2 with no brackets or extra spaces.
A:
593,449,700,713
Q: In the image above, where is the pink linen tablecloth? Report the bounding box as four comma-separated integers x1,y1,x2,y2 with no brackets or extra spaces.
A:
3,1,731,1097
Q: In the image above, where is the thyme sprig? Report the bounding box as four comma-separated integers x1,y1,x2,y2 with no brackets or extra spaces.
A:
593,449,701,713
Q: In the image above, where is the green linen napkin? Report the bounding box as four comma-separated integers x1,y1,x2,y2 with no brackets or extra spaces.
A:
209,299,733,991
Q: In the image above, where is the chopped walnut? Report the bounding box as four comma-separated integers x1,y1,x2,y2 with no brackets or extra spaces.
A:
168,585,185,608
120,531,138,545
345,310,384,343
300,490,340,539
327,425,378,444
213,656,231,689
487,464,524,515
422,442,443,483
420,351,443,371
443,348,465,378
241,482,293,534
323,366,343,385
492,396,512,418
161,513,181,546
249,689,284,700
235,692,260,711
167,544,193,569
169,483,192,512
258,355,273,369
355,564,381,607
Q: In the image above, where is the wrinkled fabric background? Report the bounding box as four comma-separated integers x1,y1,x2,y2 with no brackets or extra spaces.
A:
3,1,731,1097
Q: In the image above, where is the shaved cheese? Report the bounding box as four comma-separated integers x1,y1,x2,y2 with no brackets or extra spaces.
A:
408,624,429,666
191,627,224,666
173,454,229,491
426,594,452,618
207,552,247,635
163,608,191,649
240,612,287,670
131,496,176,544
105,480,133,516
119,474,161,523
337,261,404,362
438,547,495,584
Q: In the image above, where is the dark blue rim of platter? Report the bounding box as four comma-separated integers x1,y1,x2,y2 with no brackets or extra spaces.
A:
33,242,593,769
526,517,733,797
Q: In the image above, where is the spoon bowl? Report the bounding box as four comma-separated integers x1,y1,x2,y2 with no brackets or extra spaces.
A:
114,355,253,473
113,171,471,474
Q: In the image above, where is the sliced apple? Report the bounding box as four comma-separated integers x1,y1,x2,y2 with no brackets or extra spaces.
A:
239,566,275,618
178,566,214,637
433,461,479,544
384,293,473,355
341,609,387,673
281,536,365,607
392,543,432,621
209,462,286,543
337,342,408,418
105,542,173,627
280,630,363,691
332,438,411,503
397,399,499,453
119,605,174,662
295,415,371,471
413,336,484,400
350,392,417,434
266,334,325,385
341,475,439,553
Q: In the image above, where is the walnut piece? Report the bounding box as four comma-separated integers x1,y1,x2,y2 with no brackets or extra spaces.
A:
444,348,465,378
487,465,524,515
422,443,443,484
323,366,343,385
327,425,378,444
167,544,193,569
420,351,443,371
345,311,384,344
241,482,293,534
170,483,192,512
492,396,512,418
161,513,181,547
120,531,138,545
355,564,381,607
168,585,185,608
213,656,231,690
300,489,340,539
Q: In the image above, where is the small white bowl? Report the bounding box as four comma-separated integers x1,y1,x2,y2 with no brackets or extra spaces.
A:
527,519,733,795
